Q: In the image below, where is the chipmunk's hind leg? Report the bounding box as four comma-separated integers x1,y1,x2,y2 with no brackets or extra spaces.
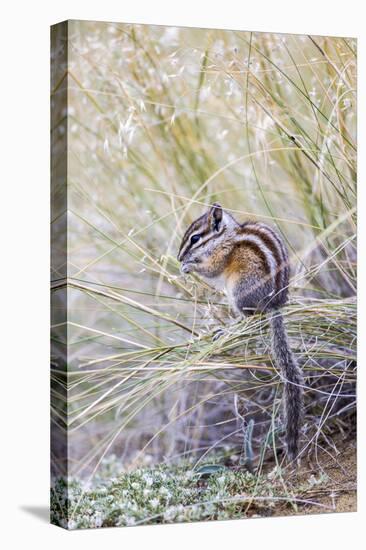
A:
233,275,275,315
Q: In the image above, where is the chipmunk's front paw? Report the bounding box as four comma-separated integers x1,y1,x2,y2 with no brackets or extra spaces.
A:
212,327,225,341
212,327,234,341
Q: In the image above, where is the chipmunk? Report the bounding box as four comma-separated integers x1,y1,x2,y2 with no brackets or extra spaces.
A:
177,203,304,461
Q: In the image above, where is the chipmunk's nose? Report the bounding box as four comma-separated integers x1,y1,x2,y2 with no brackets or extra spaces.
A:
180,263,191,274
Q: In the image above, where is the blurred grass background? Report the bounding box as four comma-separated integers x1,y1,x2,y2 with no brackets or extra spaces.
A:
51,21,356,481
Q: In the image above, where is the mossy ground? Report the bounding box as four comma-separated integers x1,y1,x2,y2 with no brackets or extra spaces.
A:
51,440,356,529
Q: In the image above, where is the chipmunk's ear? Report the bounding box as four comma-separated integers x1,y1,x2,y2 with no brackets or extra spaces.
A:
209,203,223,231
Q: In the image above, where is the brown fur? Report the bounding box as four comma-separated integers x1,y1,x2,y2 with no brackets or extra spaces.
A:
224,245,266,295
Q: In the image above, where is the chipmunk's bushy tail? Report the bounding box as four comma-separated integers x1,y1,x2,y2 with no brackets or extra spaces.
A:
270,310,304,460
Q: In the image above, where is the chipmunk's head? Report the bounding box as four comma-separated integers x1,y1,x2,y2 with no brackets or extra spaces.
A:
177,203,237,275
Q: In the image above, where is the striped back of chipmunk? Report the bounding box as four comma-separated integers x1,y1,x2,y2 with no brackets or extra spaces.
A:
237,221,290,308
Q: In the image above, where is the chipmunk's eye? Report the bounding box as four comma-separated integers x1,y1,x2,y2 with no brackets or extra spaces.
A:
190,234,201,245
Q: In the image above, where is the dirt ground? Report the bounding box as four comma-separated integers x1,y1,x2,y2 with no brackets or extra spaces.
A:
278,437,357,517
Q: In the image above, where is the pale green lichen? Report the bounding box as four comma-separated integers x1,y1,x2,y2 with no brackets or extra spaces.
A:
51,455,322,529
